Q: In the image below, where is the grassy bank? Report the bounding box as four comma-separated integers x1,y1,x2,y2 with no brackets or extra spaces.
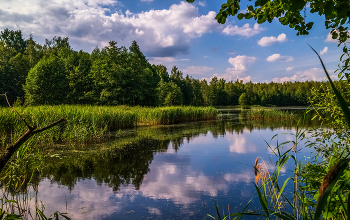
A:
246,108,296,120
0,105,218,145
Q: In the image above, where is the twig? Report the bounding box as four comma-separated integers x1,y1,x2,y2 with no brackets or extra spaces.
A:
0,118,66,173
0,93,66,173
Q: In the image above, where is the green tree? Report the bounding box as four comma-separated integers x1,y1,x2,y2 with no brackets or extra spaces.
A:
238,92,248,107
24,55,69,105
128,40,158,106
67,51,93,104
152,64,169,82
0,28,27,54
157,80,183,106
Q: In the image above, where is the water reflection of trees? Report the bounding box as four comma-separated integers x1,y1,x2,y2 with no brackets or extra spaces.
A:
38,116,322,191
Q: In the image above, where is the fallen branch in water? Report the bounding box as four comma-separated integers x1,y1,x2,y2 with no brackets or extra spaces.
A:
0,92,66,172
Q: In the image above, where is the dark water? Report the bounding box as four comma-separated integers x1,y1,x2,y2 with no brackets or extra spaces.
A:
36,111,321,219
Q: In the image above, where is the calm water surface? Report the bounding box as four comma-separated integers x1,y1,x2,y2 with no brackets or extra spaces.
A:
37,112,321,219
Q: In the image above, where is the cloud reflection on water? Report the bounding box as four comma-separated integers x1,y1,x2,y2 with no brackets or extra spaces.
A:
34,123,307,219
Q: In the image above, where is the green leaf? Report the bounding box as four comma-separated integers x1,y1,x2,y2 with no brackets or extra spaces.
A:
254,183,269,218
237,13,244,20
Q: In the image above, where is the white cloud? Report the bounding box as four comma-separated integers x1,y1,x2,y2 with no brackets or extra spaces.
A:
273,67,336,82
257,33,287,46
320,46,328,55
266,54,294,62
149,57,175,64
0,1,222,57
222,23,264,37
180,58,190,61
182,66,214,75
209,55,256,82
141,0,153,2
198,1,206,6
228,55,257,73
286,67,293,71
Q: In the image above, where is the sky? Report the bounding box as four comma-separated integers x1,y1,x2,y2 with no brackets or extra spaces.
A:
0,0,347,83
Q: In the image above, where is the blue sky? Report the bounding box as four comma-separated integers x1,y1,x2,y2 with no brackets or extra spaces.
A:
0,0,345,82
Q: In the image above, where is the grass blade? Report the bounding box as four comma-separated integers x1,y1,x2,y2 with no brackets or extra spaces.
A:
309,44,350,128
254,183,269,218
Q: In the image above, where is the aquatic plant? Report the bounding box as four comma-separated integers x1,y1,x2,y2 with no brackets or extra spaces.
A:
0,105,218,146
246,108,296,120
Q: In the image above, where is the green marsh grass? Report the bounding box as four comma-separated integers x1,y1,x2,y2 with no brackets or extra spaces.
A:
0,105,218,146
246,108,296,120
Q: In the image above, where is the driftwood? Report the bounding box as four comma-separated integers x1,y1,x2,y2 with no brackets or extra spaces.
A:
0,93,66,172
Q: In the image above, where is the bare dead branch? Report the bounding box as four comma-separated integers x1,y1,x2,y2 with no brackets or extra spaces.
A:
0,92,66,173
0,118,66,173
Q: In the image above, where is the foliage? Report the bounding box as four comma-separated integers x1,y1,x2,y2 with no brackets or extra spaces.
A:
1,28,347,108
238,92,248,107
23,55,69,105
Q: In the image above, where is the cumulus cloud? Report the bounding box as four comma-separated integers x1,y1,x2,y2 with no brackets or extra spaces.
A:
207,55,256,82
228,55,257,72
273,68,336,83
286,67,293,71
266,54,294,62
222,23,264,37
257,33,287,46
0,1,223,57
180,58,190,61
141,0,153,2
320,46,328,55
182,66,214,75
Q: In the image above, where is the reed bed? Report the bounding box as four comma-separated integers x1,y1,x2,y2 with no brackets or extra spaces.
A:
246,108,296,120
0,105,218,145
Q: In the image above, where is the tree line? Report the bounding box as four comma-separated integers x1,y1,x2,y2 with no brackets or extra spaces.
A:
1,28,348,107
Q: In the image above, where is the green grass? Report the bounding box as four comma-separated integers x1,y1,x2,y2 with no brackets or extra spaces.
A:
0,105,218,145
246,108,296,120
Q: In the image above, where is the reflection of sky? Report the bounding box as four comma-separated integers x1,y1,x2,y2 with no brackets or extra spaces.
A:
35,125,315,219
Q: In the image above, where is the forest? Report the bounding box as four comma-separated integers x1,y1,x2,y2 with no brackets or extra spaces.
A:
0,28,348,108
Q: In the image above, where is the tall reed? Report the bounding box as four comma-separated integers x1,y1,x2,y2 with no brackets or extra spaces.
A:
246,108,296,120
0,105,218,145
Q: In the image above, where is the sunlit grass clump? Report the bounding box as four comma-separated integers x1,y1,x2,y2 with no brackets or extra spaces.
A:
0,105,218,145
246,108,295,120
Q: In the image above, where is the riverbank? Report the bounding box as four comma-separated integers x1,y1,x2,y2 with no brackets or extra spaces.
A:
0,105,218,145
